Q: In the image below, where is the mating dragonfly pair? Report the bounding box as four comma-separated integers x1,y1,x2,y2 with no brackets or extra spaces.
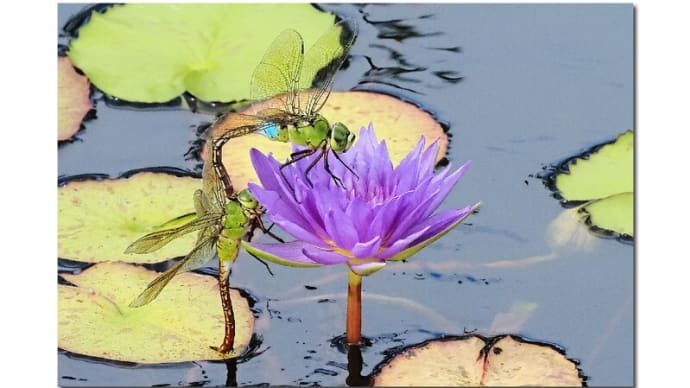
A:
125,20,358,353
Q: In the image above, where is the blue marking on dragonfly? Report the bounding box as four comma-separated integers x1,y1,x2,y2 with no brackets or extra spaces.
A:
258,122,280,139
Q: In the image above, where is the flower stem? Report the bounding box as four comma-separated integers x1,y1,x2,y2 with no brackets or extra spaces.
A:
346,269,362,345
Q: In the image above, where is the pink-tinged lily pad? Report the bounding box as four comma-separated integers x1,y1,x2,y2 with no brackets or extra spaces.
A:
59,262,254,363
206,91,447,191
372,335,584,386
58,171,201,263
58,56,92,140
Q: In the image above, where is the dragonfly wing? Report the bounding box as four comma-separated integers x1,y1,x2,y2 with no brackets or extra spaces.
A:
155,211,198,231
194,188,211,217
124,213,221,254
250,29,304,115
129,232,219,307
202,149,228,213
300,19,357,115
210,112,266,136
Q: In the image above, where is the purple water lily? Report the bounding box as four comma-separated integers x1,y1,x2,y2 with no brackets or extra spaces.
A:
242,124,479,343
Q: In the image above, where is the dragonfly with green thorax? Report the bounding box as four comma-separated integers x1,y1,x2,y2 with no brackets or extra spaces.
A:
211,19,358,197
124,142,281,354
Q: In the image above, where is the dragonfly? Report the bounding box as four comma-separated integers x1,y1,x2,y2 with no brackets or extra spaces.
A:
211,19,358,197
124,142,281,354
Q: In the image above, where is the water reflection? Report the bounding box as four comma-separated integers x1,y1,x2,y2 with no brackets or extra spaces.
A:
224,359,237,387
346,345,372,386
362,13,441,42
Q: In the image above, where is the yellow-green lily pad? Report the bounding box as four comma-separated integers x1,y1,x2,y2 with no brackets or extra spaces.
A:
372,335,584,386
581,192,633,236
548,130,633,238
205,91,447,191
67,4,339,103
58,56,92,141
59,262,254,363
58,171,201,263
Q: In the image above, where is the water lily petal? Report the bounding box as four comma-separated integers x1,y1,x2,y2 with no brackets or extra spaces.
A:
324,208,358,250
421,161,472,219
302,245,351,264
250,148,284,192
419,138,441,176
265,214,330,248
385,202,481,261
249,183,316,238
251,149,306,203
348,260,386,276
395,136,426,191
290,190,328,236
404,206,476,246
241,241,323,267
386,181,441,243
344,197,376,240
379,226,431,260
350,236,383,258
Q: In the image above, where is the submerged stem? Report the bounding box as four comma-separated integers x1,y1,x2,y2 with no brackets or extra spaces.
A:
346,269,362,345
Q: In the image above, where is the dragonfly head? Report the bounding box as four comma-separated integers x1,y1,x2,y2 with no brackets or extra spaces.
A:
330,122,356,153
237,189,259,210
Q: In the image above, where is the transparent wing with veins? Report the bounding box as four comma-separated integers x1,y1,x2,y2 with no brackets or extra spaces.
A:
249,29,305,115
300,19,357,116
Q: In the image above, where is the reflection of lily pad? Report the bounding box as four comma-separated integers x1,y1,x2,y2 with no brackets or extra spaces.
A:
372,335,584,386
205,91,447,190
67,4,339,103
546,130,633,238
58,171,201,263
58,56,92,141
59,262,254,363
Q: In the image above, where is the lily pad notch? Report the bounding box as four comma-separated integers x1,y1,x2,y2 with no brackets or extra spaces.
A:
541,130,634,242
371,334,586,386
66,3,342,103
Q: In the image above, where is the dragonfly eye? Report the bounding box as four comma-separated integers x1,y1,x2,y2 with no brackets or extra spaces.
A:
237,189,258,209
330,122,355,152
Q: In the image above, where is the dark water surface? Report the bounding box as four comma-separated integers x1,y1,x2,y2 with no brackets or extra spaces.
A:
58,4,633,386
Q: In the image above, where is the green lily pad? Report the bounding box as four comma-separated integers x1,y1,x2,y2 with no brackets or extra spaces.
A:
59,262,254,363
548,130,633,238
581,192,633,236
58,56,92,141
58,171,201,263
206,91,449,191
372,335,584,386
67,4,339,103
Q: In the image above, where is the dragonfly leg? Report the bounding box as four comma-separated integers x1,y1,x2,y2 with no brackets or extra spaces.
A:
303,148,326,188
247,251,275,277
321,147,346,189
212,257,236,354
279,148,318,202
255,215,285,243
332,149,359,180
